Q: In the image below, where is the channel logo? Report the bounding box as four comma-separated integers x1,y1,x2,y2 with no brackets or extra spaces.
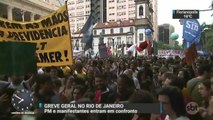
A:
185,102,199,115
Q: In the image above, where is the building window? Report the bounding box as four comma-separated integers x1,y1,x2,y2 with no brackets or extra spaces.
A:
94,30,97,35
139,33,144,41
110,29,114,34
130,27,134,33
127,37,132,44
109,13,115,16
139,5,144,16
102,29,105,34
120,28,123,33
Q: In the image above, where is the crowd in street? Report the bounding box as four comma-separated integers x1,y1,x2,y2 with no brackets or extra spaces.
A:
0,54,213,120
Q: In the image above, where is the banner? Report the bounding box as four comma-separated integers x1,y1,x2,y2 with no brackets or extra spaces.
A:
0,42,37,75
182,19,201,48
158,50,184,56
0,5,73,67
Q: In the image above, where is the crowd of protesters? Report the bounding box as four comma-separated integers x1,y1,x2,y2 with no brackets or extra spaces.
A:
0,54,213,120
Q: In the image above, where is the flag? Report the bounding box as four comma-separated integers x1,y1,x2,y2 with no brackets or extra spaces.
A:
184,42,198,65
0,42,37,75
136,41,148,52
82,15,94,51
126,44,136,52
182,19,201,49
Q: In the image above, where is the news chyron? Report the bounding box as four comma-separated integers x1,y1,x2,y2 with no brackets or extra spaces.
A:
173,10,199,19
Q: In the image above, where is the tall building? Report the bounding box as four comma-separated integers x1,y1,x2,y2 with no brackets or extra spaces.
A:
0,0,61,21
152,0,158,41
67,0,90,33
91,0,107,23
67,0,106,33
158,24,175,44
107,0,135,22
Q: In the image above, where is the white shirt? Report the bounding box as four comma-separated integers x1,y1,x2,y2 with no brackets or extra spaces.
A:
175,116,190,120
165,115,190,120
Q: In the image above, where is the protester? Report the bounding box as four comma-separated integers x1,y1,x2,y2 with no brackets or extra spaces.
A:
129,89,156,120
187,64,211,105
157,86,190,120
198,80,212,119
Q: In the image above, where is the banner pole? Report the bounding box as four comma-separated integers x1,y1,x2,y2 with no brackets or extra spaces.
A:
65,1,74,64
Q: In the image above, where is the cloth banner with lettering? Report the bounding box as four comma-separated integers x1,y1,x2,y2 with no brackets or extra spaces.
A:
0,5,73,67
182,19,201,48
0,42,37,75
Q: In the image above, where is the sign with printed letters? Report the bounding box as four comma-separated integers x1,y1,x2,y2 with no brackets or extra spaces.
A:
0,5,73,67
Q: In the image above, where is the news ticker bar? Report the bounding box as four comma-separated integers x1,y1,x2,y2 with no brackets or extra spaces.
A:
40,103,162,114
173,10,199,19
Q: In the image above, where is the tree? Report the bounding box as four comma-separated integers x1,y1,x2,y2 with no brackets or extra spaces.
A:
200,23,213,53
156,41,182,50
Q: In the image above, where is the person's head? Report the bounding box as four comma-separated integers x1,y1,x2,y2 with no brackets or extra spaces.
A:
49,66,58,78
197,64,211,79
177,69,187,79
161,72,173,85
198,80,211,98
35,74,53,95
177,69,190,87
119,62,126,69
129,90,156,120
72,85,86,101
66,75,75,89
117,74,135,96
130,61,137,71
157,86,186,117
94,73,107,91
75,62,84,73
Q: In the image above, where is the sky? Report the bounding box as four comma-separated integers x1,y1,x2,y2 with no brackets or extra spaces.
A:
158,0,213,44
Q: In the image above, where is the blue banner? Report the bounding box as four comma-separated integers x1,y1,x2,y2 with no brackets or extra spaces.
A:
182,19,201,48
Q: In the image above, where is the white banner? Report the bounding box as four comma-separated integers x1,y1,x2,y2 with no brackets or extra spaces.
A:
158,50,184,56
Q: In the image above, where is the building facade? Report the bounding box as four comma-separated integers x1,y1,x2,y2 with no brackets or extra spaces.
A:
158,24,175,44
72,19,152,56
67,0,91,33
0,0,61,21
71,0,154,57
107,0,135,22
107,0,158,41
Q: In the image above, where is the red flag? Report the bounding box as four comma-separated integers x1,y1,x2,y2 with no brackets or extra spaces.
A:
136,41,148,52
184,42,198,64
147,40,152,55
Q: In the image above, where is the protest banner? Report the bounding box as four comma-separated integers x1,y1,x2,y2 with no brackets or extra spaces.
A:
158,50,184,56
0,5,73,67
